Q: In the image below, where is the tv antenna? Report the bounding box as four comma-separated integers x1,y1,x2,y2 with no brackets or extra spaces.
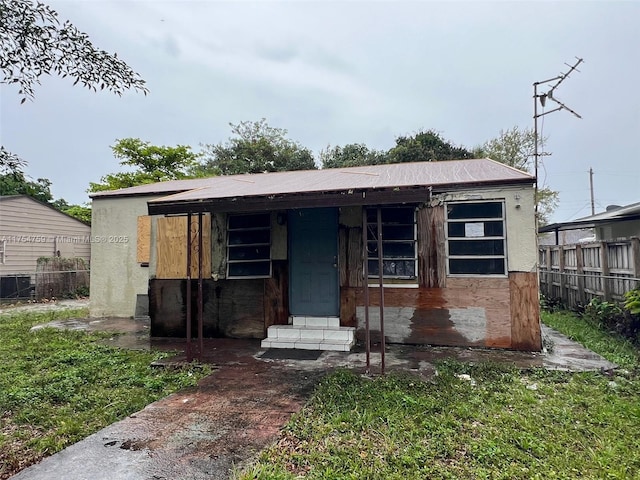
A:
533,57,583,218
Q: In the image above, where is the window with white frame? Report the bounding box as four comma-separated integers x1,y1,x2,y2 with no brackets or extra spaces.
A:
227,213,271,278
0,239,5,264
366,206,417,280
446,201,506,275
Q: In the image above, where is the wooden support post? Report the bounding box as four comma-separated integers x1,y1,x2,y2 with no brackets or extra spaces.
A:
559,246,566,305
545,246,552,298
631,237,640,282
576,244,585,306
600,241,611,302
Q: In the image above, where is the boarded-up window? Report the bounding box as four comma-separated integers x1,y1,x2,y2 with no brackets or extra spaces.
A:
445,201,506,275
156,215,211,279
137,216,151,264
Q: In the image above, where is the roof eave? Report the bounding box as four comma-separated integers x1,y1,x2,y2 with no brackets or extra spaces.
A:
147,178,534,216
538,213,640,233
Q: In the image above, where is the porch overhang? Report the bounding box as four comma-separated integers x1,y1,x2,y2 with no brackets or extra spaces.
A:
147,179,531,216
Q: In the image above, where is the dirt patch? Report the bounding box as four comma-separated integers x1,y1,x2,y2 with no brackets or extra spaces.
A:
11,353,325,480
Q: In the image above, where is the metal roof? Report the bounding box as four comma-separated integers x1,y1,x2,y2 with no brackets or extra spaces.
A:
539,201,640,233
89,178,216,198
91,159,532,201
138,159,533,215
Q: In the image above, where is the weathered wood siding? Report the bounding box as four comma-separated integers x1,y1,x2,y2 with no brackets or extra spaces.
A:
510,271,541,350
419,204,447,288
349,277,512,348
342,203,540,351
149,276,282,338
0,196,90,278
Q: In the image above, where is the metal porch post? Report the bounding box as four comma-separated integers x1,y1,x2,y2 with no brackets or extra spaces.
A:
186,213,192,362
197,212,204,362
362,208,370,373
376,207,385,375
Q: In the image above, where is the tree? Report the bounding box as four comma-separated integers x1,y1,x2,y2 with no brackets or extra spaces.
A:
474,126,536,171
89,138,201,192
320,143,388,169
0,171,53,203
61,204,92,224
474,126,559,224
1,0,148,172
199,119,317,176
388,129,474,164
50,198,91,224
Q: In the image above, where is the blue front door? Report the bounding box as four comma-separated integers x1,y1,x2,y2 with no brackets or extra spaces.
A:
289,208,339,316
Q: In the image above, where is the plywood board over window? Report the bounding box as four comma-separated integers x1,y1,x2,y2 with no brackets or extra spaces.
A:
156,215,211,279
137,216,151,264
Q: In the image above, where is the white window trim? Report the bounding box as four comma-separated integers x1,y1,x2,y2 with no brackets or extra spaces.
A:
445,200,508,277
226,213,272,279
0,239,5,264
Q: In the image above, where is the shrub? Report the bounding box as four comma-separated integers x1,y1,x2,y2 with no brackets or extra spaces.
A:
582,296,640,345
624,288,640,315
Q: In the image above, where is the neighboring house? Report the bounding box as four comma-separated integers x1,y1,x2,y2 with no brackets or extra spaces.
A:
90,159,541,351
539,201,640,243
538,228,594,246
0,195,91,298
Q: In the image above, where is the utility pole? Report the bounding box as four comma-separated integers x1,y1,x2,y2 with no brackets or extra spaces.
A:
589,167,595,215
533,58,583,220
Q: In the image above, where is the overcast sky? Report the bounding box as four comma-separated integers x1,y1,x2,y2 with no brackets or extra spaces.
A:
1,0,638,223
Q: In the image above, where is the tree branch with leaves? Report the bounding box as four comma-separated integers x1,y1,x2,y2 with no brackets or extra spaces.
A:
474,126,559,225
88,138,201,192
0,0,148,172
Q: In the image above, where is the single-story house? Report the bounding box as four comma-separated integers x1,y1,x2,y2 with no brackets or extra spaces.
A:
538,228,594,246
90,159,541,352
0,195,91,298
539,201,640,243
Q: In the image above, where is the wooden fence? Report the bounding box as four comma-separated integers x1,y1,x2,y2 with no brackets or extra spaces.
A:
539,237,640,309
35,257,90,300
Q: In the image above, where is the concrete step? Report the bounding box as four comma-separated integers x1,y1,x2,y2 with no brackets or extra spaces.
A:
262,324,355,352
261,337,353,352
291,316,340,328
266,325,354,342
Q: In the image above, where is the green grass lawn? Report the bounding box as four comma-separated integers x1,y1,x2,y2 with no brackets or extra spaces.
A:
240,311,640,480
0,308,211,480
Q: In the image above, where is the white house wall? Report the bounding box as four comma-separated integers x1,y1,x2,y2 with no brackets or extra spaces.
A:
434,185,537,273
90,196,157,317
